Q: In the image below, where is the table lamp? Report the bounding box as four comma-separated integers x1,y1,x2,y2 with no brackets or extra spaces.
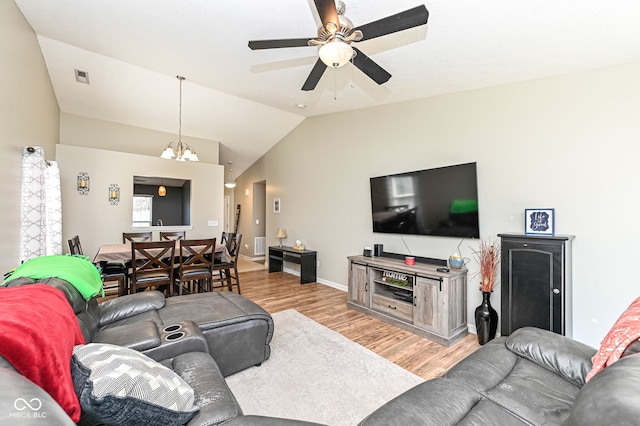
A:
276,228,286,247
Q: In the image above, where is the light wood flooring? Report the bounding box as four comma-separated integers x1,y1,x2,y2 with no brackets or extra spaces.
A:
238,268,481,381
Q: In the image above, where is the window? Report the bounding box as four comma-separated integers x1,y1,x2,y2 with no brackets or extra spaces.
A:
132,195,153,227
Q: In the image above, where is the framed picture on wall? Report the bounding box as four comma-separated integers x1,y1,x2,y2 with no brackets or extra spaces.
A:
274,198,281,214
524,208,555,236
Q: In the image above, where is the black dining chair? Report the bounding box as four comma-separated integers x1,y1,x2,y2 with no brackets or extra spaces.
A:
211,233,242,294
173,238,216,295
68,235,127,297
129,240,176,296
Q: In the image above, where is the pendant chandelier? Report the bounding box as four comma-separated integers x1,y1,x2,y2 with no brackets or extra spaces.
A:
160,76,199,162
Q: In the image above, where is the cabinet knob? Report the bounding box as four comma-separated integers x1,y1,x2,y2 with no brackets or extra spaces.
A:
553,288,560,295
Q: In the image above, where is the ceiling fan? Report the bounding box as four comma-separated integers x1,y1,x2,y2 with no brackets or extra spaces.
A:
248,0,429,91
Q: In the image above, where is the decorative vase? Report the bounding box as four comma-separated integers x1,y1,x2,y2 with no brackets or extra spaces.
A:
475,291,498,345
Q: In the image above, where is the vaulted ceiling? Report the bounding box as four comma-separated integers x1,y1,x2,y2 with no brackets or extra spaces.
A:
15,0,640,175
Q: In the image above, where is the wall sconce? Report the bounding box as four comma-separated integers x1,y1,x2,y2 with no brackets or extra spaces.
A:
77,172,90,195
245,188,250,197
109,184,120,205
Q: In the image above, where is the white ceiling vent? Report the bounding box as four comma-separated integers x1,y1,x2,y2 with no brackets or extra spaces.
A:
74,69,90,84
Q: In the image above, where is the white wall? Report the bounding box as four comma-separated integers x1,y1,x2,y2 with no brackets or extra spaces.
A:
235,62,640,348
60,112,219,164
56,145,225,259
0,1,60,275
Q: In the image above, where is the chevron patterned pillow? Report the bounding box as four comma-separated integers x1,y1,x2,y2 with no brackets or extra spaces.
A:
71,343,199,426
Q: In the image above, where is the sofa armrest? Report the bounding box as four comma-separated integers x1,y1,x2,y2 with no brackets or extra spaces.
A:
0,367,76,426
506,327,597,386
562,353,640,425
98,291,165,326
92,321,161,351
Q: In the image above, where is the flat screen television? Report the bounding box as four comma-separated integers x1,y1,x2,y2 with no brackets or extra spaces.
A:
370,162,480,238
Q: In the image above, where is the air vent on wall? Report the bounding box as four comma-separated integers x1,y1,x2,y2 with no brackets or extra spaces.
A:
74,69,90,84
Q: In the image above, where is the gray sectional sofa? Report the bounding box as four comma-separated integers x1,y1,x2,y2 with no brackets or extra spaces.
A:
359,327,640,425
0,277,321,426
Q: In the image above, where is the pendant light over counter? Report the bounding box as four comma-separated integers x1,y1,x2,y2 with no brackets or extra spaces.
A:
224,161,236,189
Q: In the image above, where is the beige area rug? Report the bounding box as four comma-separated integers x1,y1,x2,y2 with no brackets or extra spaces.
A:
225,309,424,425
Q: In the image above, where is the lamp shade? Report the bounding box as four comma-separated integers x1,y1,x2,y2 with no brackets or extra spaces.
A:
275,228,287,239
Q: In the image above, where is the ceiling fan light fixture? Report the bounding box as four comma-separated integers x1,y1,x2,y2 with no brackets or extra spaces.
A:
319,40,353,68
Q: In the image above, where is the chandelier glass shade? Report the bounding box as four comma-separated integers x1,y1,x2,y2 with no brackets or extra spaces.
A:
160,76,199,162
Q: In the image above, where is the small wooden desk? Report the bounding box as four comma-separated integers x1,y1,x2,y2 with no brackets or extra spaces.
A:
268,246,317,284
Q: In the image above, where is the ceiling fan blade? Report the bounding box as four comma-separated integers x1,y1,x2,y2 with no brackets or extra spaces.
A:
356,5,429,41
314,0,340,32
301,58,328,91
248,38,313,50
352,47,391,85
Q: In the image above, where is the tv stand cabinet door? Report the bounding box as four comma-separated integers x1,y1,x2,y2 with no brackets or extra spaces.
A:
413,276,445,335
348,261,370,308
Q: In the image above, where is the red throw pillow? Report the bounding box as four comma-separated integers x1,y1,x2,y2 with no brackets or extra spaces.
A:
586,296,640,382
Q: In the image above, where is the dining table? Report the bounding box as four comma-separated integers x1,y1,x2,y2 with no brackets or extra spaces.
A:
94,241,232,264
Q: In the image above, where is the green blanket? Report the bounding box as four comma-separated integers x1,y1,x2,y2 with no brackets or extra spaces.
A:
2,255,104,300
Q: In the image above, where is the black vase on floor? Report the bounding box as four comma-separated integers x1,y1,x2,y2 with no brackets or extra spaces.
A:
475,291,498,345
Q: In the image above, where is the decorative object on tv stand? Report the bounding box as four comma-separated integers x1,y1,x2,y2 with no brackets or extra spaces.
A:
77,172,89,195
449,239,469,269
224,161,236,189
294,240,305,251
108,184,120,205
160,76,199,162
473,238,500,345
275,228,286,247
524,208,555,236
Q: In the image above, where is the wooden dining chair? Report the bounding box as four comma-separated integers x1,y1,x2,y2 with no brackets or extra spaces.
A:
68,235,127,297
129,240,175,296
211,233,242,294
173,238,216,295
122,231,153,243
160,231,186,241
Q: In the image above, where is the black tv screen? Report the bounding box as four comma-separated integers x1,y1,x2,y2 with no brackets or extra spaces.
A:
370,162,480,238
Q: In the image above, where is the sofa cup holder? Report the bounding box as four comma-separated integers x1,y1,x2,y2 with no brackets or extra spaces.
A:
165,331,186,341
163,324,183,333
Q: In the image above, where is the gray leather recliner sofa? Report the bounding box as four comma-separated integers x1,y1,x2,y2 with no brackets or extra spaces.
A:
1,277,326,426
359,327,640,425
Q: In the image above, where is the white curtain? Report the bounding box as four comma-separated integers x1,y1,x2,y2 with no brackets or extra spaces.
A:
21,147,63,261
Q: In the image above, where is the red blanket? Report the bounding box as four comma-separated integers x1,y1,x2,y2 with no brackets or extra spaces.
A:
0,284,86,421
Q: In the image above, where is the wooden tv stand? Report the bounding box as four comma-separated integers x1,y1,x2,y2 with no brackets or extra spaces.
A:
347,255,468,346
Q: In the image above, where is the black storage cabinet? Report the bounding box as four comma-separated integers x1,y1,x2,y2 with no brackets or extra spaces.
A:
499,234,574,337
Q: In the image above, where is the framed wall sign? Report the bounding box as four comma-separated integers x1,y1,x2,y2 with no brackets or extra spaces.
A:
274,198,281,214
525,208,555,236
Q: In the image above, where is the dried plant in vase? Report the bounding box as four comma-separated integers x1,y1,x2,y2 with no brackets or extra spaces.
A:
473,238,500,345
475,238,500,293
